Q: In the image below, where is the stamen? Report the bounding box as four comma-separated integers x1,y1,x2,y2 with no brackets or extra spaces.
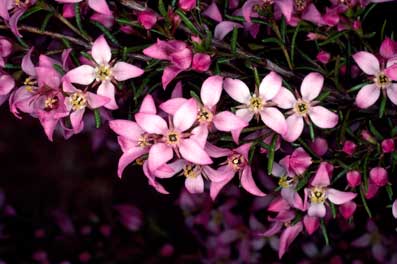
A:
69,92,87,111
44,96,58,111
248,95,264,113
278,176,296,188
228,154,245,171
165,131,180,146
374,73,391,89
95,65,112,81
197,107,213,123
294,99,310,116
294,0,307,11
309,187,327,203
183,164,199,178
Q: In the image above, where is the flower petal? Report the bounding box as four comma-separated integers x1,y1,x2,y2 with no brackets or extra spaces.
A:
213,111,248,131
0,74,14,95
272,87,296,109
200,75,223,108
64,65,96,85
327,188,357,205
112,62,144,81
282,114,304,142
117,147,147,177
309,106,338,129
224,78,251,104
160,98,188,115
92,35,111,65
353,51,380,75
235,108,254,123
301,72,324,101
173,98,197,131
308,202,326,218
148,143,173,172
134,113,168,134
185,174,204,194
311,162,331,186
21,48,36,76
139,94,157,114
97,81,118,109
179,138,212,165
355,83,380,109
278,223,303,259
240,166,266,197
70,108,85,132
86,91,110,109
259,71,282,100
109,119,144,141
214,21,243,40
202,1,222,22
87,0,112,16
386,84,397,105
260,107,287,135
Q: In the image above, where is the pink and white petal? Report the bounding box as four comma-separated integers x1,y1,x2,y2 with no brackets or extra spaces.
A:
64,65,96,85
301,72,324,101
283,114,304,142
355,83,380,109
159,98,188,115
259,107,287,135
380,38,396,59
109,119,143,140
35,67,61,89
303,215,320,235
259,71,282,100
307,203,326,218
118,147,147,177
203,165,234,182
9,9,25,38
236,108,254,123
138,94,157,114
384,64,397,80
62,80,79,93
86,91,110,109
392,200,397,219
235,143,251,160
0,74,14,95
143,162,170,194
352,51,380,75
272,87,296,109
173,98,197,131
70,108,85,132
162,65,183,89
275,0,293,21
39,115,58,142
278,223,303,259
153,163,178,179
112,62,144,81
21,48,36,76
148,143,173,172
134,113,168,134
224,78,251,104
214,21,243,40
190,125,208,148
179,138,213,165
311,162,331,186
201,75,223,108
386,84,397,105
213,111,248,131
92,35,112,65
205,142,232,158
231,127,244,144
210,178,232,200
240,166,266,196
185,174,204,194
327,188,357,205
258,222,283,237
241,0,260,22
309,106,338,129
97,81,118,109
202,2,222,22
272,162,286,177
87,0,112,15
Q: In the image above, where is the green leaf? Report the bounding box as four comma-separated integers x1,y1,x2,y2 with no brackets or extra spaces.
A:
320,220,329,245
176,10,200,35
329,202,337,219
53,64,65,75
379,95,387,118
94,109,102,128
40,13,53,31
386,183,393,201
231,26,238,55
347,82,370,93
267,135,278,175
360,186,372,218
291,22,301,65
91,21,120,46
158,0,168,17
368,120,383,140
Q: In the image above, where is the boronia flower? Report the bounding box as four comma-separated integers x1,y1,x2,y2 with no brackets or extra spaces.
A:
304,162,357,218
223,71,287,136
353,51,397,108
273,72,339,142
64,35,144,110
55,0,112,16
0,0,37,37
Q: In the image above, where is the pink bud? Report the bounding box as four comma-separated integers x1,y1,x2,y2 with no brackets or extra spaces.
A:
138,10,157,30
365,180,379,199
346,170,361,188
339,201,357,219
192,53,211,72
79,252,91,263
380,37,397,59
306,32,326,41
160,244,175,257
381,139,395,153
310,137,328,156
303,215,320,235
316,51,331,64
342,140,356,156
369,167,388,187
361,130,376,144
191,35,202,44
0,38,12,58
352,20,361,31
178,0,196,11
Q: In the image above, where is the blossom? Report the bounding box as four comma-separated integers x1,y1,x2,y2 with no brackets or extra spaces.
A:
55,0,112,16
273,72,339,142
369,167,388,187
381,138,395,153
352,51,397,108
279,147,312,176
207,143,266,199
304,162,357,218
178,0,196,11
137,10,158,30
346,170,361,188
64,35,144,109
0,37,12,67
0,0,37,37
223,72,287,136
135,98,212,173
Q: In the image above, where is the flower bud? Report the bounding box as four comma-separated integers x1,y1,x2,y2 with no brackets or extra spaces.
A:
346,170,361,188
369,167,388,187
192,53,211,72
342,140,356,156
381,139,395,153
316,51,331,64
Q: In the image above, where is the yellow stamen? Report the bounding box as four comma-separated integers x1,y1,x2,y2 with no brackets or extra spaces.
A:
69,92,87,111
309,187,327,204
294,99,310,116
95,65,112,81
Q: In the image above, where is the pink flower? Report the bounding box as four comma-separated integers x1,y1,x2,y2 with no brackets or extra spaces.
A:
138,10,158,30
0,0,37,37
369,167,388,187
62,81,110,132
191,53,211,72
273,72,339,142
342,140,357,156
242,0,293,23
178,0,196,11
339,201,357,219
135,98,212,173
346,170,361,188
310,137,328,156
379,37,397,59
304,162,357,218
55,0,112,16
223,72,287,135
316,51,331,64
0,73,15,106
381,138,395,153
64,35,144,109
207,143,266,199
0,37,12,67
279,147,312,176
352,51,397,108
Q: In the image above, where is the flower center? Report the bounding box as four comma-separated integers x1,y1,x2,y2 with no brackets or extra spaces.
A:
294,99,310,116
294,0,307,11
137,134,152,148
248,95,264,113
69,92,87,111
228,154,245,171
95,65,112,81
278,176,296,188
374,73,390,89
183,164,199,178
44,96,59,111
24,77,37,92
197,107,213,123
166,131,180,146
309,187,327,203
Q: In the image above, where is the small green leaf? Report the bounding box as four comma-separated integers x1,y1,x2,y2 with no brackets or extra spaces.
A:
320,220,329,245
176,9,200,35
231,26,238,55
379,95,387,118
360,186,372,218
267,135,278,175
94,109,102,128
